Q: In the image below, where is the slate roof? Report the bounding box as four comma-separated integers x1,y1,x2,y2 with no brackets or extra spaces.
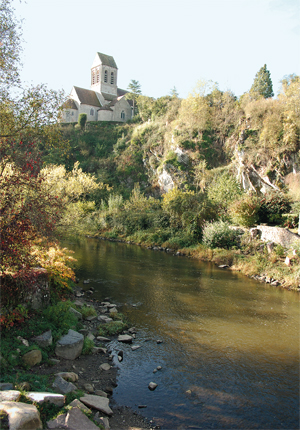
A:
73,86,101,107
62,99,78,110
97,52,117,69
117,88,128,97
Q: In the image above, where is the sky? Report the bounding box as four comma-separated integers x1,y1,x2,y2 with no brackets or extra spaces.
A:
14,0,300,100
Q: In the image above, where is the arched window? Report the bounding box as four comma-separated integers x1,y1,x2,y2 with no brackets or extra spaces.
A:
104,70,108,83
90,108,94,116
96,69,100,83
111,72,114,85
92,70,95,85
121,111,125,120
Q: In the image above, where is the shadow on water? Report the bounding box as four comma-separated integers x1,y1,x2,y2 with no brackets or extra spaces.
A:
64,237,300,430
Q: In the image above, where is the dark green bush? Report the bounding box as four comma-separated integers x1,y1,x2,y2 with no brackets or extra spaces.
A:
257,191,291,225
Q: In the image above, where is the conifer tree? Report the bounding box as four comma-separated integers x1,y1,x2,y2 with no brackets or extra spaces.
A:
250,64,274,99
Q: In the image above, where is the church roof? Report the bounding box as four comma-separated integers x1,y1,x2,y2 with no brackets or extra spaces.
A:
97,52,117,69
74,86,101,107
98,105,113,111
62,99,78,110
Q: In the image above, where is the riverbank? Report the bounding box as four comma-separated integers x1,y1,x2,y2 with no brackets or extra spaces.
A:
0,290,158,430
95,232,300,291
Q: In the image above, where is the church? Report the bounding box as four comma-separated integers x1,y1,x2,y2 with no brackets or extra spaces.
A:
62,52,133,123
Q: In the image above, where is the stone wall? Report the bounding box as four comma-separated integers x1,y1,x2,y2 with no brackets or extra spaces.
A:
252,225,300,248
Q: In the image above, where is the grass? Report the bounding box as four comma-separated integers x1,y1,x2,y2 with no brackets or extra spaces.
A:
98,320,128,336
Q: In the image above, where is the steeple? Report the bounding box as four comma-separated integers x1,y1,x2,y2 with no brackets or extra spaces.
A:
91,52,118,101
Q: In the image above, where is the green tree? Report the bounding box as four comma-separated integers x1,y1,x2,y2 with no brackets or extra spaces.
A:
78,113,87,130
126,79,142,117
250,64,274,99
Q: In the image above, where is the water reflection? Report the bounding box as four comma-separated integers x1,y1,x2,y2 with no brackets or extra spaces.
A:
65,237,299,429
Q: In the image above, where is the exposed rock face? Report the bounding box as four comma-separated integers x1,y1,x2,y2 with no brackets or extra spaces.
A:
22,350,42,367
0,401,42,430
251,226,300,247
158,167,174,193
55,329,84,360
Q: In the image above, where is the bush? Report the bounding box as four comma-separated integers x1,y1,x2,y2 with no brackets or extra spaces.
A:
257,191,292,225
229,193,260,227
78,113,87,130
202,221,241,249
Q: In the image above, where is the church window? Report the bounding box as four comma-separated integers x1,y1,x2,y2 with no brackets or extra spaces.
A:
121,111,125,120
90,108,94,116
97,71,100,83
92,71,95,85
104,70,108,83
111,72,114,85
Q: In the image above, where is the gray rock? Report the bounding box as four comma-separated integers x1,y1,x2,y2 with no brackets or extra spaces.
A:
80,394,113,416
69,399,91,413
73,299,85,307
27,392,65,407
0,383,13,390
33,330,53,348
148,382,158,391
85,315,97,321
109,307,118,314
0,401,42,430
92,347,107,354
87,332,95,341
48,358,60,365
157,365,162,370
83,383,94,393
0,390,20,402
69,307,83,320
131,345,141,351
52,375,77,394
94,389,108,398
55,372,78,382
55,329,84,360
98,315,113,323
96,336,110,342
94,413,110,429
47,407,99,430
118,334,132,343
17,336,29,347
22,350,42,367
128,327,137,334
100,363,111,371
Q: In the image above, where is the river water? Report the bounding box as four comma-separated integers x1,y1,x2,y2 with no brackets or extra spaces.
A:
66,237,299,429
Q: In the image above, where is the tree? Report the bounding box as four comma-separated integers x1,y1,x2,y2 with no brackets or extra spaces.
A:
78,113,87,130
125,79,142,117
170,86,179,98
0,1,67,277
250,64,274,99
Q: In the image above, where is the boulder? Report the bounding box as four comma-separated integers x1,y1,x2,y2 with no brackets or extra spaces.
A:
148,382,158,391
47,407,99,430
94,390,108,398
27,392,65,407
83,383,94,393
55,372,78,382
22,350,42,367
117,334,132,343
80,394,113,416
0,401,42,430
100,363,111,371
52,375,77,395
69,307,83,320
131,345,141,351
55,329,84,360
0,390,20,402
69,399,91,413
33,330,53,348
0,383,13,390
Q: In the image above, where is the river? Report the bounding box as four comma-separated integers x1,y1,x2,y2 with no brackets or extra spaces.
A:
65,237,299,429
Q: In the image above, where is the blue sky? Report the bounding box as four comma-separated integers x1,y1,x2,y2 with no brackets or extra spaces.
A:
14,0,299,99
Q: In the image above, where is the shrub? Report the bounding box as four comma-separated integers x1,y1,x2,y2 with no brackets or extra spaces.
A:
257,191,292,225
229,193,260,227
202,221,241,249
78,113,87,130
82,337,94,355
